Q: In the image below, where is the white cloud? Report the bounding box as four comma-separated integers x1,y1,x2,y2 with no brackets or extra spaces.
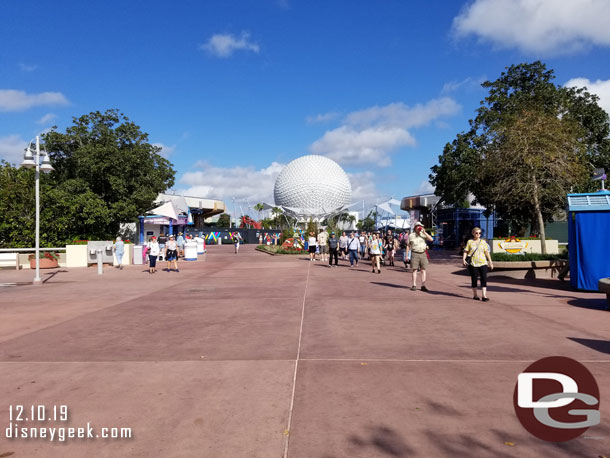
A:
0,134,28,165
0,89,69,112
152,143,176,158
415,180,435,195
453,0,610,55
200,32,260,58
348,171,386,204
441,76,486,94
36,113,57,125
564,77,610,115
311,126,414,167
18,63,37,72
344,98,460,129
309,97,460,166
178,161,285,204
306,112,340,124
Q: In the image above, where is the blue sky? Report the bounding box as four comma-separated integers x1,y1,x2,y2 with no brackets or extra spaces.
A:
2,0,610,214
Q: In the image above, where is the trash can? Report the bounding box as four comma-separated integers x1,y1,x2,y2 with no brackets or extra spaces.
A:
133,245,143,265
194,237,205,254
184,241,198,261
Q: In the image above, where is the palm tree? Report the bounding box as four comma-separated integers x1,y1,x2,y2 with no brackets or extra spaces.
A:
254,203,264,221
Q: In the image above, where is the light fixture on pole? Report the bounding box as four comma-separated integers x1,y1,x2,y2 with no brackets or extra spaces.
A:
19,136,54,285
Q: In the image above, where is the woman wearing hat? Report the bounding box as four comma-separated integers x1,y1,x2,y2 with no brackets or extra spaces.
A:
165,235,179,272
407,222,433,291
147,236,160,274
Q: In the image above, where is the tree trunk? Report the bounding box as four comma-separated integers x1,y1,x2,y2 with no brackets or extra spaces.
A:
531,176,547,255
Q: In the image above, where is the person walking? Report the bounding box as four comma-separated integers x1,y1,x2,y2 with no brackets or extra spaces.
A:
234,232,242,254
317,229,329,263
384,230,398,266
158,233,167,261
369,232,383,273
462,227,494,301
113,236,125,270
147,236,160,274
339,231,349,260
358,232,367,260
347,232,360,268
176,232,185,258
328,232,339,266
165,235,179,272
308,231,317,261
407,222,433,291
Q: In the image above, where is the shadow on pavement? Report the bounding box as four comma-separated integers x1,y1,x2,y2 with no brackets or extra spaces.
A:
567,298,608,311
347,425,415,457
424,430,514,458
42,269,69,283
371,282,410,289
568,337,610,355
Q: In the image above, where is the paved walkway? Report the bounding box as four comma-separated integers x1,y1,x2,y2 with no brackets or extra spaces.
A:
0,245,608,457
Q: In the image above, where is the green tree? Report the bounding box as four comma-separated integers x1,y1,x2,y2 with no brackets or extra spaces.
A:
430,61,610,248
43,109,175,238
481,109,588,253
216,213,231,227
306,218,317,235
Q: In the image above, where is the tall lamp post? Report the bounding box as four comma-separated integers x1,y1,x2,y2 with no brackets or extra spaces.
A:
19,136,54,285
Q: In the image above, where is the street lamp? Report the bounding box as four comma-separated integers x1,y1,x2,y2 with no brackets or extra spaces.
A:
19,136,54,285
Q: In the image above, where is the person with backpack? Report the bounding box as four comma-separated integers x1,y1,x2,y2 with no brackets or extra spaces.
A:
328,232,339,267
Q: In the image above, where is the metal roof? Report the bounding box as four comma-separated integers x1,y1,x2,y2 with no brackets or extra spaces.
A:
567,190,610,212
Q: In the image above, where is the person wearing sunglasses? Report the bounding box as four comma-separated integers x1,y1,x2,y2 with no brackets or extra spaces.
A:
462,227,494,301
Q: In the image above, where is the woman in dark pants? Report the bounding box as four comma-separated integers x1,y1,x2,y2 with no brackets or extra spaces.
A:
462,227,494,301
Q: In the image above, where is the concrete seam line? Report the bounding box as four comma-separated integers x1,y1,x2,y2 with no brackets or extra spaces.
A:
283,259,310,458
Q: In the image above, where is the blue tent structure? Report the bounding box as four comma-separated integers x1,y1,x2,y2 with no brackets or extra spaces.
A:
567,190,610,291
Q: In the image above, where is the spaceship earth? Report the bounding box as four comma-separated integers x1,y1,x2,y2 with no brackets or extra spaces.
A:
274,155,352,215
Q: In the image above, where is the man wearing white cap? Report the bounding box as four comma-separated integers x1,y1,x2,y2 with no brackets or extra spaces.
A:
407,222,433,291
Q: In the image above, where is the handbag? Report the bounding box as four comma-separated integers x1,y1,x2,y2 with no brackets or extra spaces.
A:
465,241,481,266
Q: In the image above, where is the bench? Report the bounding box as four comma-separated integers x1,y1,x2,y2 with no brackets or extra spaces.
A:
599,278,610,310
0,253,20,270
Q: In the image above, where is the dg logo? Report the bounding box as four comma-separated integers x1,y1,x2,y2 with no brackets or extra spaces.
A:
513,356,601,442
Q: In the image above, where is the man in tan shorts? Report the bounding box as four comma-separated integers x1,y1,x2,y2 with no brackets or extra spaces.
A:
407,222,433,291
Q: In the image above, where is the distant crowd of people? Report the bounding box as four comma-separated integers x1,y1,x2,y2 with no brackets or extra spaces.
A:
114,224,494,300
305,222,434,291
305,224,493,299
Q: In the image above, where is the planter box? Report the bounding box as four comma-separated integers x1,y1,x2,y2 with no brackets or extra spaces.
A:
29,258,59,269
490,260,568,279
492,239,559,255
66,244,88,268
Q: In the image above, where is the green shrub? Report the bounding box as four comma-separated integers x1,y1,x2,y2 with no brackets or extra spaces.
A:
491,252,566,262
257,245,303,255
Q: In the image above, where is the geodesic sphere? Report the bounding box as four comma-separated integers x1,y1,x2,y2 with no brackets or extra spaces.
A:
274,155,351,213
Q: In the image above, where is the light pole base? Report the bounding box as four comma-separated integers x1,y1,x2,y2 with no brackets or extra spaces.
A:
33,278,42,286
